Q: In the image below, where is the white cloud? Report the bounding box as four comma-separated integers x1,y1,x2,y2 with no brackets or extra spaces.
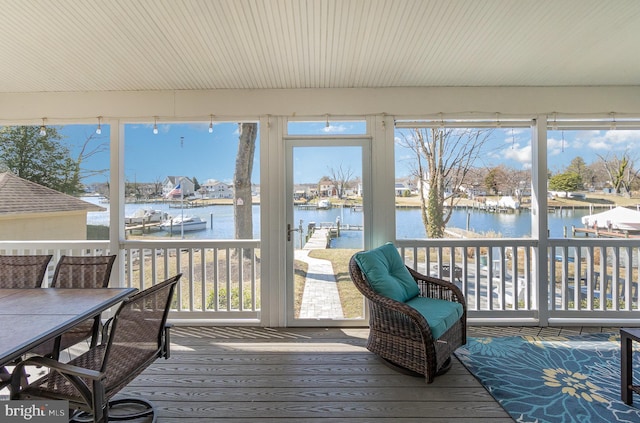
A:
581,130,640,153
502,143,532,168
546,137,567,156
323,124,348,133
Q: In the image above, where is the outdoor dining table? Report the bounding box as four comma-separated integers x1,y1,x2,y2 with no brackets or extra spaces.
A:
0,287,136,367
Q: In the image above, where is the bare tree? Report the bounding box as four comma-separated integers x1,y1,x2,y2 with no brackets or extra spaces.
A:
399,127,494,238
327,164,354,199
596,151,640,197
153,176,164,197
74,131,109,183
234,123,257,258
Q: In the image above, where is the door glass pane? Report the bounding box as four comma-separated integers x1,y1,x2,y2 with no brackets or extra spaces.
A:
292,145,365,321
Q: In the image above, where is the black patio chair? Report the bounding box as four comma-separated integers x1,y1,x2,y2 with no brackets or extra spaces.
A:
29,255,117,360
0,254,53,392
0,254,52,288
10,273,181,423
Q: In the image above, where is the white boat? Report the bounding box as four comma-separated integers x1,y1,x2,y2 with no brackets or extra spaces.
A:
125,208,167,225
581,206,640,232
160,215,207,233
317,199,331,209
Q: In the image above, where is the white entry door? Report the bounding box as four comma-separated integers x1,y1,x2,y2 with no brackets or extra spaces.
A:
285,137,370,326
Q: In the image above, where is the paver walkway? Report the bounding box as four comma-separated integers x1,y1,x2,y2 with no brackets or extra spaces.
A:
296,228,344,319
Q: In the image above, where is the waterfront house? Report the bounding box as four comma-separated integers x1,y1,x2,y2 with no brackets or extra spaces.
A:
201,179,233,199
0,172,104,240
318,178,336,198
162,176,195,199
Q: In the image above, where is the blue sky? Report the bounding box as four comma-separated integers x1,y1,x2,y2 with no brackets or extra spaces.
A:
54,122,640,186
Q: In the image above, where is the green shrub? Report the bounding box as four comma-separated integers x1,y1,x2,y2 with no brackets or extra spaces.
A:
207,287,259,310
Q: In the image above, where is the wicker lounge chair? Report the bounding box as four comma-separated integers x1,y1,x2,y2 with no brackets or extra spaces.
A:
10,273,182,423
349,244,466,383
30,255,117,360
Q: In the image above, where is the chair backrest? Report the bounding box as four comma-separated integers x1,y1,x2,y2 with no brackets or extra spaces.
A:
0,255,53,288
51,255,116,288
350,243,420,303
101,274,181,394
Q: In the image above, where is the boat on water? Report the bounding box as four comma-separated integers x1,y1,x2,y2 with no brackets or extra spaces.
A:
160,215,207,233
317,199,331,209
581,206,640,232
124,208,168,225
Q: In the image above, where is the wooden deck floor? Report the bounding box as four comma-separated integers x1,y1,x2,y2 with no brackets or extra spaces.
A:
113,325,618,422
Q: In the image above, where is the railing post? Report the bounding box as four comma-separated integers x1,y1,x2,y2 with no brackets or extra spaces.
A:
531,116,549,325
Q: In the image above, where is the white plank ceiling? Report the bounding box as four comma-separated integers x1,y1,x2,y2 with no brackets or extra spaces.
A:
1,0,639,93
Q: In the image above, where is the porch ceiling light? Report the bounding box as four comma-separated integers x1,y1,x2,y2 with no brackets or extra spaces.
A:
209,115,214,133
96,116,102,135
39,118,46,136
325,114,330,128
153,116,158,135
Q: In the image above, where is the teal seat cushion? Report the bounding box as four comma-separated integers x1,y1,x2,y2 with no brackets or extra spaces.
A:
354,243,420,302
405,296,463,340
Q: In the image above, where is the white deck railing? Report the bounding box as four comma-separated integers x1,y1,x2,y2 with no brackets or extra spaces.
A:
0,240,261,322
123,240,260,321
396,238,640,325
3,237,639,325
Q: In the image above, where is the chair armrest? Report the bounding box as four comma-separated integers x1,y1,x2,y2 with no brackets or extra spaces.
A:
366,291,439,344
15,356,104,380
407,266,466,308
11,355,105,405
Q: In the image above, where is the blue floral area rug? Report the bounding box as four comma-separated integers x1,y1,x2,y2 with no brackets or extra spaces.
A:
454,333,640,423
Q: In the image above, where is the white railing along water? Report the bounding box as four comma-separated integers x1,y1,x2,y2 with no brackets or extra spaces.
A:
2,237,638,325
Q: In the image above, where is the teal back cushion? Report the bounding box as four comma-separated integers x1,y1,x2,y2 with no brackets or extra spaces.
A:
354,243,420,302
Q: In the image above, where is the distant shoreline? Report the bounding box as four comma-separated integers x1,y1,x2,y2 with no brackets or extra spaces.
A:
114,192,640,211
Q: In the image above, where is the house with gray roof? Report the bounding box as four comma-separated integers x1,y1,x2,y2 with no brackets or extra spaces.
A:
0,172,104,240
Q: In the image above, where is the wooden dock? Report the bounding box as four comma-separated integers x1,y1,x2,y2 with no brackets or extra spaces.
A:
303,228,331,249
572,226,640,238
303,223,364,250
125,221,163,234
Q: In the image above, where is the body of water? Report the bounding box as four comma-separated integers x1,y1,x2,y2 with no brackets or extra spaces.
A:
84,197,593,244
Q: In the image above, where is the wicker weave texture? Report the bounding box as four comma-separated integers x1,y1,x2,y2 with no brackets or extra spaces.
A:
0,254,52,288
349,255,467,383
